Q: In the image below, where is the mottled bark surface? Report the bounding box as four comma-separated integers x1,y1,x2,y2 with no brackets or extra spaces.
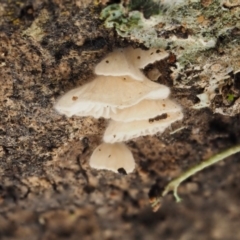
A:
1,1,240,239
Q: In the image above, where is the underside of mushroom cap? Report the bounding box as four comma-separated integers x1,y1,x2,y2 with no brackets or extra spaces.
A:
103,112,183,143
109,99,182,122
89,142,135,173
94,48,146,81
54,75,170,118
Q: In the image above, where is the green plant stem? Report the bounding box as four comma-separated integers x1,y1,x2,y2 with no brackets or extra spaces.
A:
152,144,240,208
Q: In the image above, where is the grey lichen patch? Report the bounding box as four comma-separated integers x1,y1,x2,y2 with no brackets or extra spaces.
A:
101,1,239,61
170,54,240,115
100,0,240,115
192,62,234,109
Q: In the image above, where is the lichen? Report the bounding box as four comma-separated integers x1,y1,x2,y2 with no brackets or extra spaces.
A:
101,0,239,61
192,62,233,109
100,0,240,115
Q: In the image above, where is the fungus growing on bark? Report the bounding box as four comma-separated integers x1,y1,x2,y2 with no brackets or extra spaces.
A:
109,99,182,122
89,142,135,173
54,75,170,118
54,46,183,176
103,111,183,143
95,47,169,81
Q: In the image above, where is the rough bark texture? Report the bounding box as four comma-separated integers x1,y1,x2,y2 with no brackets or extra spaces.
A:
1,1,240,239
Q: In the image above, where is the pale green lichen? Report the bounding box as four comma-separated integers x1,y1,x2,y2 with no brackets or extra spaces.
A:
100,0,239,64
100,0,240,115
101,4,144,33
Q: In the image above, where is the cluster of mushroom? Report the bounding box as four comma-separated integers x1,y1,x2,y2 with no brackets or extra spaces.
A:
55,47,183,174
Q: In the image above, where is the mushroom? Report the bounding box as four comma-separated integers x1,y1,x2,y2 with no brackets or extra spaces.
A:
54,75,170,118
89,142,135,173
125,47,169,69
109,99,182,122
95,48,146,81
103,111,183,143
54,46,183,175
95,47,169,81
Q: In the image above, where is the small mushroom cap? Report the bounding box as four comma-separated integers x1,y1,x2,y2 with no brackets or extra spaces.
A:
94,47,169,81
54,75,170,118
89,143,135,173
109,99,182,122
94,48,146,81
125,47,169,69
103,112,183,143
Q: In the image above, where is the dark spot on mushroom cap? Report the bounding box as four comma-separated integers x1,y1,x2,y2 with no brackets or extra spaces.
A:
72,96,78,101
150,52,153,55
162,104,166,107
106,60,109,63
108,155,111,158
118,168,127,175
156,50,160,53
149,113,168,123
137,56,141,59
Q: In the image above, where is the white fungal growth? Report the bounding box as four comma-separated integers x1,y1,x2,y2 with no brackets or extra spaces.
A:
95,47,169,81
95,48,146,81
125,47,169,69
109,99,182,122
89,142,135,173
103,112,183,143
54,75,170,118
54,46,183,174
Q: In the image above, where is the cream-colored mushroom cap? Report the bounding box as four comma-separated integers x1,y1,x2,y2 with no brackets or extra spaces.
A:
89,143,135,173
54,75,170,118
109,99,182,122
94,48,146,81
94,47,169,81
103,112,183,143
124,47,169,69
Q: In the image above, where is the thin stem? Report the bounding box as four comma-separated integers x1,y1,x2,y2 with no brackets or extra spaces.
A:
151,144,240,210
164,144,240,199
